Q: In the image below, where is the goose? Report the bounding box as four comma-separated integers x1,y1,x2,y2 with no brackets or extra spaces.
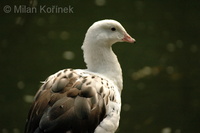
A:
25,19,136,133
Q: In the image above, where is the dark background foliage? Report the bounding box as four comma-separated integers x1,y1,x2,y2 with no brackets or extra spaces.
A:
0,0,200,132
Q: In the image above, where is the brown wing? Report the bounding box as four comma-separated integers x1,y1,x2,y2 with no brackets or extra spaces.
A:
25,69,106,133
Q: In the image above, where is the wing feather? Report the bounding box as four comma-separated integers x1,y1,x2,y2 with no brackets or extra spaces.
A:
25,69,117,133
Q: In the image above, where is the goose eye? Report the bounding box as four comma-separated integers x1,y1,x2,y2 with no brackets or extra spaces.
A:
111,27,116,31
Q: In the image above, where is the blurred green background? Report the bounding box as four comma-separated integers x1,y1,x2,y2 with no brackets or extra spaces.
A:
0,0,200,133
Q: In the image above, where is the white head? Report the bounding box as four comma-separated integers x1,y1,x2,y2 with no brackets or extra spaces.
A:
82,19,136,48
81,19,135,90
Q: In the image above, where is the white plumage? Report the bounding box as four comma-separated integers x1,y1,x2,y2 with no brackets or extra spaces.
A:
25,19,135,133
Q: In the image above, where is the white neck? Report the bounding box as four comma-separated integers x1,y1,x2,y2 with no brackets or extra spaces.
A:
82,41,123,92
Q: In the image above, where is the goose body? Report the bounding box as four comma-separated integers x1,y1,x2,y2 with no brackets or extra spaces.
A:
25,19,135,133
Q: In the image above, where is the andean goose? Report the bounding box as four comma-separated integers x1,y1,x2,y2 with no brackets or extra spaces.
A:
25,19,136,133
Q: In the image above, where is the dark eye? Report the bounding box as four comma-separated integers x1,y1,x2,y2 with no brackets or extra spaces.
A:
111,27,116,31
